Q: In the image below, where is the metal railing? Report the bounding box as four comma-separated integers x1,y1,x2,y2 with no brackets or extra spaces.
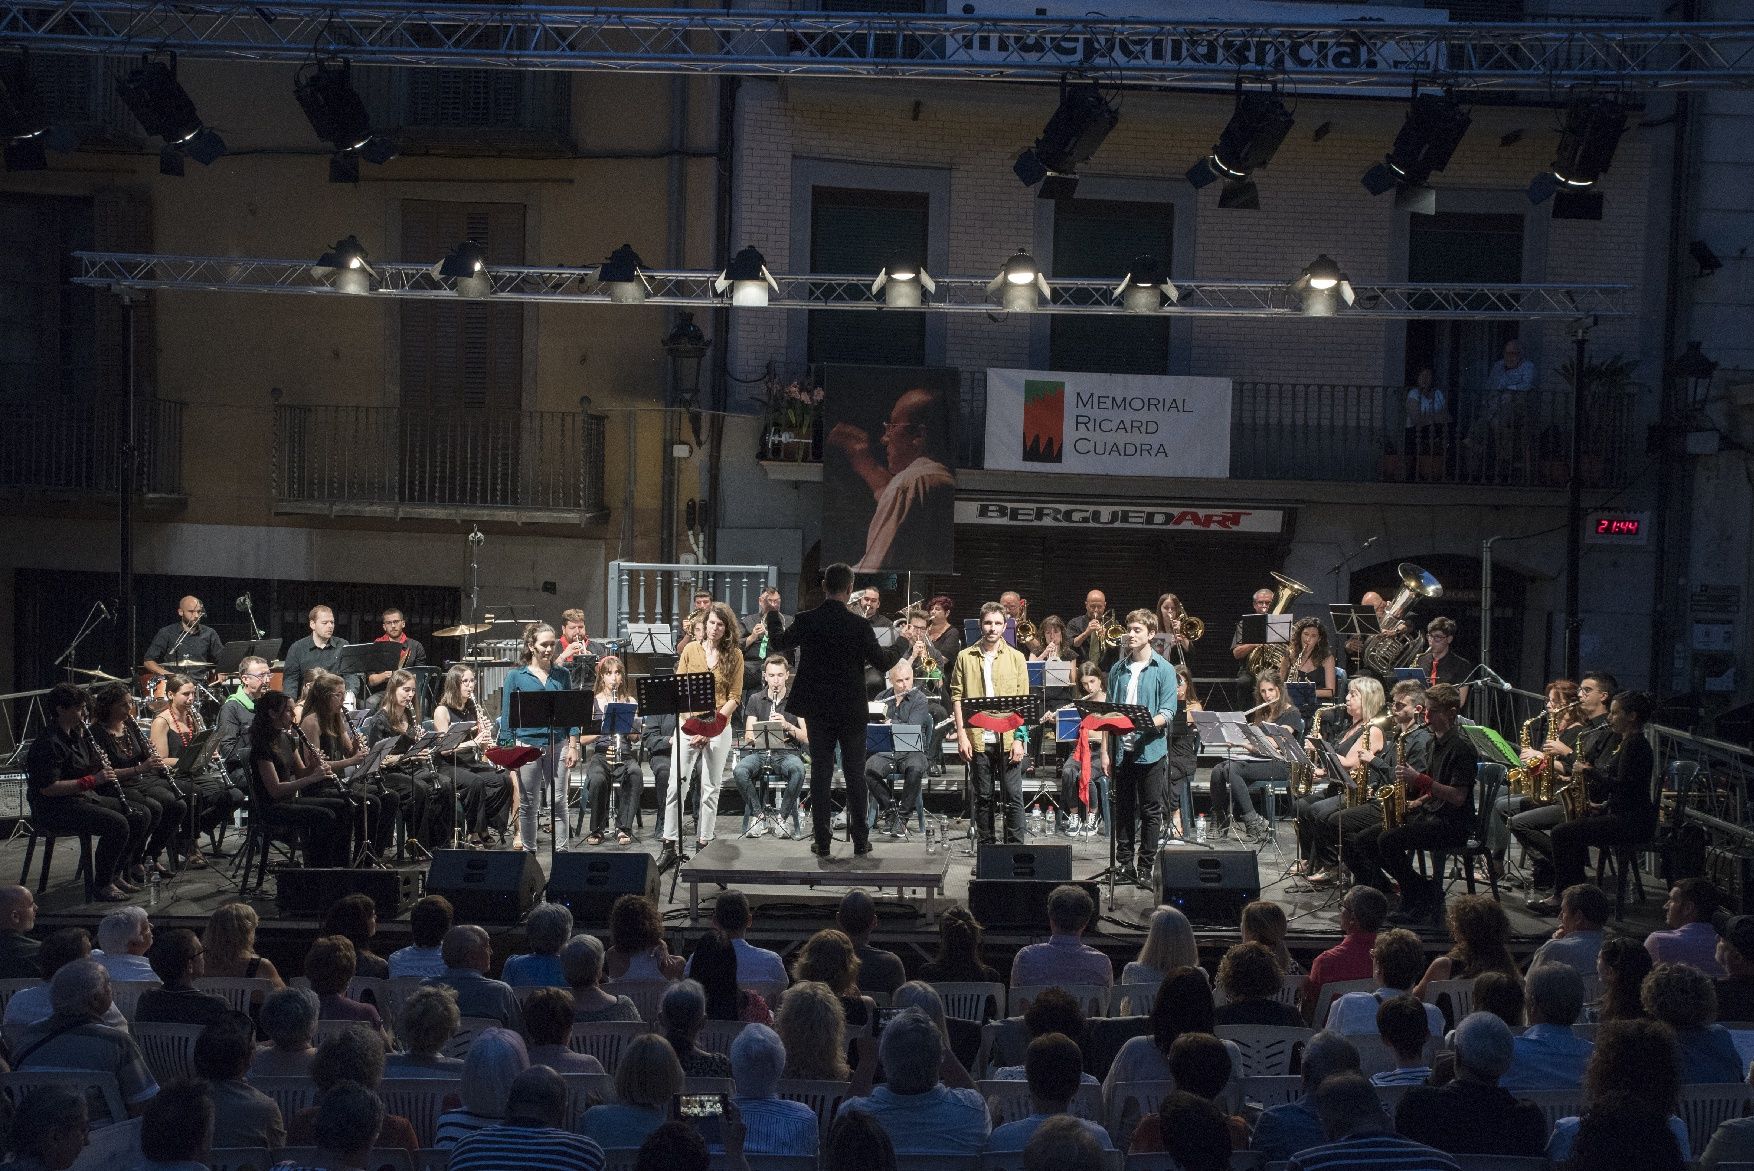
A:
273,403,607,521
607,561,778,643
0,397,184,497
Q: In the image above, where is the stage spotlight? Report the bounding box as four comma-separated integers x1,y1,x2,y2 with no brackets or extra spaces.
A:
1361,92,1471,214
714,246,779,308
1,53,76,172
596,244,651,304
117,54,226,175
314,235,375,295
1114,256,1178,314
1187,89,1294,210
295,58,396,184
1291,254,1355,317
871,254,935,308
1528,95,1626,219
434,240,491,298
987,251,1050,313
1013,78,1119,201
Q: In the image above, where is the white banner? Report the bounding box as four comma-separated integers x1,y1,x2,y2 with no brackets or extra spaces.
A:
983,368,1232,478
957,498,1283,533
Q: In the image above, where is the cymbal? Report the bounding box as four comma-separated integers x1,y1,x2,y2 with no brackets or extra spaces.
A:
434,623,492,637
70,667,123,682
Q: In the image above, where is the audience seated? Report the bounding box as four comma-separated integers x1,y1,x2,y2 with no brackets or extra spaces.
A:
1596,935,1655,1023
1567,1101,1688,1171
434,1026,530,1147
1130,1033,1244,1152
272,1082,383,1171
562,935,641,1023
838,891,905,997
1124,906,1202,990
1021,1113,1108,1171
136,1079,214,1171
0,1086,87,1171
387,895,454,980
918,906,1002,986
604,895,685,982
1503,962,1595,1092
3,928,126,1046
322,893,390,981
794,930,877,1034
523,987,604,1075
774,980,849,1081
1213,941,1303,1027
1412,895,1519,1026
1641,961,1744,1082
1370,995,1434,1086
448,1066,606,1171
15,959,157,1114
990,987,1098,1084
1291,1072,1458,1171
1102,968,1243,1122
894,978,982,1073
728,1023,818,1157
659,979,732,1077
1712,908,1754,1023
1396,1012,1546,1158
1325,929,1444,1036
689,930,773,1025
306,935,384,1033
836,1007,988,1155
91,907,158,985
287,1023,419,1151
1547,1018,1690,1164
194,1013,286,1150
578,1033,683,1150
1148,1091,1232,1171
383,986,464,1076
135,928,230,1028
250,986,320,1078
1528,882,1609,978
502,902,573,989
1242,900,1299,975
824,1109,896,1171
1250,1031,1361,1162
689,892,786,987
1010,885,1113,991
1302,886,1387,1016
633,1118,749,1171
1646,877,1729,977
0,885,40,979
427,925,522,1029
202,902,284,988
986,1032,1110,1153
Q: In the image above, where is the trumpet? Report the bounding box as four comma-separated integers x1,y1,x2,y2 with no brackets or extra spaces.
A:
1094,610,1125,654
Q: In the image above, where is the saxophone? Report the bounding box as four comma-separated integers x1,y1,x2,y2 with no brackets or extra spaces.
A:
1377,721,1410,829
1509,713,1537,798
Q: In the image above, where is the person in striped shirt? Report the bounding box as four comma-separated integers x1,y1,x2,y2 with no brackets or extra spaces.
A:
728,1024,818,1156
448,1066,605,1171
1288,1073,1459,1171
1369,995,1434,1087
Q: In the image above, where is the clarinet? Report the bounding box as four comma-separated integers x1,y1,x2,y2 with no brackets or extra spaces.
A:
81,717,127,801
296,726,347,791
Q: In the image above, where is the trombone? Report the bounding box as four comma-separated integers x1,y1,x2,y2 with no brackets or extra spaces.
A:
1095,610,1125,654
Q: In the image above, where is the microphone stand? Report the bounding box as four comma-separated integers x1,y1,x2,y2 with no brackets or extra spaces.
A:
1327,535,1381,599
55,601,111,676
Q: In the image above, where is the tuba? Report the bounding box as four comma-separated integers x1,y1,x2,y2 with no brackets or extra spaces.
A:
1247,572,1312,677
1178,615,1205,642
1361,563,1442,675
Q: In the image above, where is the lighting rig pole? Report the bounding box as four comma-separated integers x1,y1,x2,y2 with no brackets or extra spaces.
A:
1564,316,1593,680
118,288,143,671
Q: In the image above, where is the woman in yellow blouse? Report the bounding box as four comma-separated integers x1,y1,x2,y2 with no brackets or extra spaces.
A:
664,602,744,855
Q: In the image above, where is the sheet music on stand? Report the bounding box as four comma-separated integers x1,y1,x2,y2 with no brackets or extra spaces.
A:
1190,710,1258,752
636,671,715,717
1238,613,1293,650
1257,721,1311,769
961,693,1045,724
168,729,221,780
1028,660,1074,690
600,702,638,736
1461,721,1522,769
509,690,600,736
749,721,791,751
435,724,476,754
626,623,676,656
215,639,283,675
866,724,925,754
350,737,399,781
1329,604,1380,642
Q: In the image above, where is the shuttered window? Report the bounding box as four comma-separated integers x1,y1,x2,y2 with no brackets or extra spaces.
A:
807,187,929,367
1048,197,1174,376
399,200,526,413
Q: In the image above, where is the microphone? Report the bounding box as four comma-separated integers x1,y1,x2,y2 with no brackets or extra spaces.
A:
1477,664,1512,691
96,599,112,620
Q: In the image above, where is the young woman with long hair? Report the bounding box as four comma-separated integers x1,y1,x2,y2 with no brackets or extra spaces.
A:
363,668,452,850
433,663,513,846
248,690,351,867
663,603,743,860
1206,671,1305,840
88,682,182,880
1294,675,1387,879
583,655,641,846
301,670,394,857
500,622,582,852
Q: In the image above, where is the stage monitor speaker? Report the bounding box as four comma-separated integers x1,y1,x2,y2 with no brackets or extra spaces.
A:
547,851,659,922
1158,847,1261,925
426,849,546,925
968,878,1100,930
276,868,417,920
976,843,1072,882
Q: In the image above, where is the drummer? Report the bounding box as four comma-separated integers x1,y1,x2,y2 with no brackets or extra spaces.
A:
143,596,225,682
364,607,428,708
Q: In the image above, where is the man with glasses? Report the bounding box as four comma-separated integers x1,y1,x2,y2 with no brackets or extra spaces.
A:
133,928,229,1028
827,387,954,574
215,656,273,781
1231,587,1277,688
1412,616,1472,709
143,597,224,681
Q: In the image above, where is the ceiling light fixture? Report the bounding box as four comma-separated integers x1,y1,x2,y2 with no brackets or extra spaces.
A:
871,254,935,307
1292,254,1355,317
434,241,491,298
117,53,226,177
1187,87,1295,210
714,246,779,307
987,251,1050,313
1013,77,1119,201
596,244,651,304
294,57,397,184
1114,256,1179,314
313,235,375,295
1361,91,1471,215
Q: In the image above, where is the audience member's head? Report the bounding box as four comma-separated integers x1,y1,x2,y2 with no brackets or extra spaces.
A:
1597,936,1655,1022
1340,885,1389,936
1168,1032,1234,1101
1137,905,1199,974
260,986,320,1052
147,927,205,987
96,905,150,956
504,1065,568,1129
825,1109,896,1171
794,929,860,997
1022,1114,1107,1171
1150,966,1215,1055
3,1086,87,1171
689,930,743,1021
321,894,380,954
304,934,358,997
1299,1030,1363,1091
837,890,878,943
891,980,948,1037
408,895,454,948
1565,1099,1687,1171
1021,986,1085,1046
1217,941,1282,1004
615,1034,684,1110
774,980,848,1080
1046,885,1095,937
1313,1072,1388,1141
523,987,576,1049
460,1027,530,1117
1525,962,1587,1029
1445,894,1517,974
1561,883,1611,934
562,933,609,990
878,1008,943,1095
1241,900,1293,973
399,986,461,1059
310,1023,387,1092
522,903,574,959
1714,910,1754,978
1585,1018,1680,1114
1641,962,1717,1030
634,1120,709,1171
932,906,987,975
609,894,666,954
140,1080,212,1165
712,890,754,937
310,1082,383,1163
203,903,262,973
1452,1011,1516,1084
1666,877,1726,928
660,979,709,1047
1022,1032,1082,1111
49,959,109,1019
192,1012,257,1081
442,924,492,974
730,1023,787,1100
1471,970,1525,1028
1156,1091,1231,1171
1371,928,1426,992
1375,995,1430,1063
35,927,93,980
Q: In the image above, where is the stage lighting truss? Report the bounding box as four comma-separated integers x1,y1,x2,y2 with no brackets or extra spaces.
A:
2,4,1750,91
73,251,1630,321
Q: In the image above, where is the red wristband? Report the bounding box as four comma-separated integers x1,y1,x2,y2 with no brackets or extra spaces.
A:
77,774,97,791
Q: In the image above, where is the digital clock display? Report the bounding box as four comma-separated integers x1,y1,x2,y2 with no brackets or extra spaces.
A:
1595,517,1642,536
1585,512,1648,544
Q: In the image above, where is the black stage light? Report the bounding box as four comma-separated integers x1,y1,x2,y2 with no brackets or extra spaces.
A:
1114,255,1178,314
1362,92,1471,214
296,58,396,183
1529,95,1626,218
434,240,491,298
1,53,76,172
1187,89,1295,210
597,244,651,304
118,55,226,173
1013,78,1119,201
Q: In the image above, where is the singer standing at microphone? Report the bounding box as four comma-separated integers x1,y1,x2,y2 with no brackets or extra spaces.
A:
143,597,224,681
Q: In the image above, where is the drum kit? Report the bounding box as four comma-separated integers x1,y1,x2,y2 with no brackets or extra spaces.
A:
433,618,523,709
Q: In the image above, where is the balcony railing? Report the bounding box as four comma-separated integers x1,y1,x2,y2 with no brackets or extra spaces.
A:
0,398,184,499
274,404,608,523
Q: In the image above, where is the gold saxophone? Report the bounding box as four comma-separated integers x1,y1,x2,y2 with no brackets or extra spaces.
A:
1508,713,1536,798
1377,721,1410,829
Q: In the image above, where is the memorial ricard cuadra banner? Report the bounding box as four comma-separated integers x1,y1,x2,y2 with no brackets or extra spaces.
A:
983,369,1233,478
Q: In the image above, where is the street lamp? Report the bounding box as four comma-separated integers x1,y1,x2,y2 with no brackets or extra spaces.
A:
662,310,711,446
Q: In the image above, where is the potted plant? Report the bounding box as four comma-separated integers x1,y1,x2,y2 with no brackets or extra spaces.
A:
758,369,825,461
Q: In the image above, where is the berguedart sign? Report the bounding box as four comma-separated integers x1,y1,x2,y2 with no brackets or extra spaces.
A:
983,368,1232,477
955,499,1283,533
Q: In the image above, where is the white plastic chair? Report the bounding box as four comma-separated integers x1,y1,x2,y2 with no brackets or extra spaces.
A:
605,979,674,1024
1678,1082,1754,1158
1,1069,129,1126
698,1018,749,1055
132,1020,206,1083
775,1077,851,1137
979,1078,1102,1126
441,1014,504,1059
1311,978,1377,1029
378,1077,462,1148
1215,1024,1314,1077
931,980,1006,1022
1241,1074,1301,1110
108,979,156,1021
566,1020,650,1072
1104,1078,1176,1155
1009,983,1108,1019
247,1074,321,1123
1108,982,1158,1017
193,976,277,1015
1422,977,1475,1026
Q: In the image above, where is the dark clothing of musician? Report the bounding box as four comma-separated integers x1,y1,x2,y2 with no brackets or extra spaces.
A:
1306,724,1433,872
434,703,513,840
1509,717,1615,884
583,695,641,838
1229,619,1253,686
248,741,352,867
1548,731,1656,893
25,725,147,890
1294,722,1375,868
160,712,244,844
317,727,396,857
742,611,795,690
1105,651,1181,871
364,709,452,849
866,687,931,826
215,692,255,772
1490,722,1584,855
1066,613,1118,672
1209,709,1307,830
771,599,902,854
92,722,188,869
733,690,806,837
1414,649,1474,692
1165,716,1200,837
1343,724,1479,919
556,636,610,692
281,636,345,698
144,622,225,676
642,714,676,841
365,633,429,706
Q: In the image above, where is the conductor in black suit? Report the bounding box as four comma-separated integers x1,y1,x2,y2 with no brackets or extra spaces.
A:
772,562,905,857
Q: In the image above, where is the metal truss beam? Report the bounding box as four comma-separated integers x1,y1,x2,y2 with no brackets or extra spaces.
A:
73,252,1630,320
2,3,1751,91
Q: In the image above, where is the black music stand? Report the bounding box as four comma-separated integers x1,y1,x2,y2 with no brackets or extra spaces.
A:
636,671,715,897
510,689,600,877
215,639,282,677
1073,699,1156,904
741,720,793,839
959,692,1043,858
337,643,400,706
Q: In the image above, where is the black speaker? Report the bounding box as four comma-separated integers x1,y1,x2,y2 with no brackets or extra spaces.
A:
276,868,418,920
1158,847,1261,925
968,878,1100,930
426,849,546,924
976,843,1072,882
547,851,659,923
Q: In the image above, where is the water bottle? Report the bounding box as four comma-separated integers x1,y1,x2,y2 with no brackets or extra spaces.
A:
1196,814,1208,843
148,871,161,908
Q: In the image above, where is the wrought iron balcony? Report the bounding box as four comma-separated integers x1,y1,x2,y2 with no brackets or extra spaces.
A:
273,403,609,524
0,397,184,501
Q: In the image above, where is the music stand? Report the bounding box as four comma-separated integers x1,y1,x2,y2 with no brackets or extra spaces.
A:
214,641,257,676
636,672,716,896
1070,699,1156,903
337,643,401,705
1329,604,1380,644
1461,722,1522,769
738,720,793,839
627,624,676,656
510,689,601,876
350,737,400,781
959,691,1043,857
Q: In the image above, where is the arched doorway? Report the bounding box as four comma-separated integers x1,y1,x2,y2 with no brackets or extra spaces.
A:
1349,554,1534,683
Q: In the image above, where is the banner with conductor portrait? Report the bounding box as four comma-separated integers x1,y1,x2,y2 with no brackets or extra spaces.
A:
821,364,958,574
983,368,1232,478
